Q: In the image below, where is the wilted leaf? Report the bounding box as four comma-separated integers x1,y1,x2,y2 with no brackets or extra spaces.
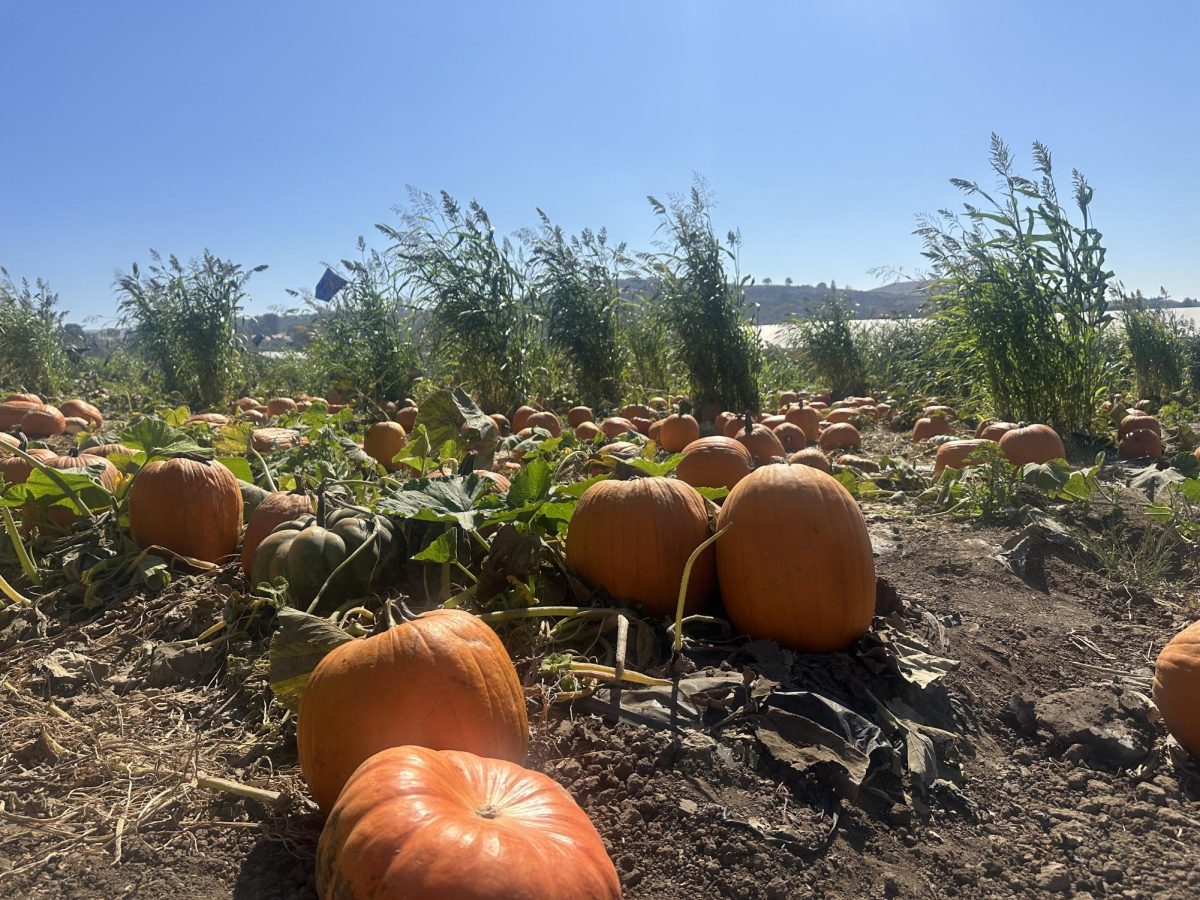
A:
414,387,497,469
268,607,354,713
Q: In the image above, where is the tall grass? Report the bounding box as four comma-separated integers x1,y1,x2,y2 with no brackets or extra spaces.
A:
1118,288,1190,402
529,214,624,408
786,288,864,399
918,135,1113,433
0,269,69,395
381,190,536,414
642,182,762,413
300,240,420,403
115,250,265,407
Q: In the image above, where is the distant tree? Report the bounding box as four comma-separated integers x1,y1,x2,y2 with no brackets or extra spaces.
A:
785,277,793,286
762,276,773,286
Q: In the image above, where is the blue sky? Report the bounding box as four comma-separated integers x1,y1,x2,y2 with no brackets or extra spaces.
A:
2,1,1197,320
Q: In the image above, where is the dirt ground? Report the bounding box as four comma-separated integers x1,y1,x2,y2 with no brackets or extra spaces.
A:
2,463,1199,898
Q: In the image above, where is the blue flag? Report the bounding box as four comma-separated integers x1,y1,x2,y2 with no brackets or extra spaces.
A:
315,267,349,302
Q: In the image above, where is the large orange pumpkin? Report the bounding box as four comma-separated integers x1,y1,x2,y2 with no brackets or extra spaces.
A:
316,746,621,900
363,421,408,470
676,436,753,490
1153,620,1200,761
1119,414,1161,439
59,399,103,430
998,424,1065,466
818,422,861,452
298,609,529,813
660,412,700,453
21,405,66,438
933,439,995,475
128,457,243,562
566,477,714,617
567,406,594,427
734,419,786,467
715,464,875,653
240,489,312,576
575,421,602,441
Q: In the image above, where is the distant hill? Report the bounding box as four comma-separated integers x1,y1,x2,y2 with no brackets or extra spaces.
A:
740,281,931,324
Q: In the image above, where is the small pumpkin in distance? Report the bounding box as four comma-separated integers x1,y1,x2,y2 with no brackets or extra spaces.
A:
363,421,408,470
787,447,832,473
772,422,807,453
978,421,1017,441
574,420,602,441
525,410,562,437
784,403,822,443
911,416,950,442
567,406,594,427
599,417,636,439
660,409,700,453
59,399,103,429
489,413,511,436
393,405,419,431
266,397,298,417
934,439,995,475
511,405,538,432
316,746,621,900
1118,413,1161,439
818,422,861,452
21,405,66,438
298,608,529,813
1153,619,1200,761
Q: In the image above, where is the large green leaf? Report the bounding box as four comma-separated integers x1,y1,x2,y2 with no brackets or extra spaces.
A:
268,607,353,714
378,475,495,531
506,458,551,508
414,387,497,469
121,416,211,459
1,466,113,510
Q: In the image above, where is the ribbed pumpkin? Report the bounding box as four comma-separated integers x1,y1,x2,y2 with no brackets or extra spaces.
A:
234,396,261,411
676,436,753,490
266,397,298,417
715,464,875,652
713,411,737,434
773,422,808,453
565,477,714,617
599,417,636,439
59,399,103,429
567,406,594,427
6,392,41,404
818,422,861,452
630,416,652,435
21,405,66,438
83,443,139,464
526,411,562,437
240,489,313,576
760,415,786,430
933,439,995,475
316,746,622,900
998,424,1065,466
42,453,119,491
1118,428,1162,460
0,400,38,430
911,416,950,442
647,418,664,443
128,457,243,563
734,418,786,467
978,421,1017,441
511,405,538,433
363,421,408,470
779,390,799,407
298,609,529,813
784,404,822,443
574,421,602,441
787,447,832,473
1118,414,1161,439
0,432,18,450
1154,620,1200,761
0,448,54,487
251,427,303,452
660,412,700,453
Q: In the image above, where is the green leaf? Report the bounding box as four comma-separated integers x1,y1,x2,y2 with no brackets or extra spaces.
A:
414,387,498,469
121,416,211,460
214,422,254,454
1179,478,1200,503
217,456,255,484
1,467,113,510
616,453,684,477
507,458,552,508
378,475,494,531
694,486,730,502
268,607,353,714
1020,459,1071,493
413,530,457,564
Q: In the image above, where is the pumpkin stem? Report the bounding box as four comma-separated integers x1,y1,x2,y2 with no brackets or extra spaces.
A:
743,411,752,437
672,524,730,657
475,804,500,820
460,451,476,478
316,482,327,527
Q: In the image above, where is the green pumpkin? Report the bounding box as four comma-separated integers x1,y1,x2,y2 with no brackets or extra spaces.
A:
251,507,395,612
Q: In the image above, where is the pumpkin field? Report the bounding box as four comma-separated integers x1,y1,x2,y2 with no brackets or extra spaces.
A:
2,144,1200,899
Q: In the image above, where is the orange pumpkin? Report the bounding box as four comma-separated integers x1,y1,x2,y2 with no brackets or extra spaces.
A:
1154,620,1200,761
363,421,408,470
234,396,261,411
826,408,857,425
779,390,799,407
20,405,66,438
715,464,875,652
565,477,714,617
240,489,312,576
660,412,700,453
998,424,1065,466
734,419,786,467
772,422,808,453
787,447,832,473
59,399,103,429
933,439,995,475
818,422,861,452
574,421,602,441
316,746,621,900
1118,414,1161,439
23,454,120,531
489,413,511,436
599,417,636,439
621,403,653,421
393,405,419,432
0,399,38,431
5,392,41,405
251,427,303,453
784,404,822,443
128,457,243,562
713,411,737,434
1118,428,1162,460
676,436,753,490
298,609,529,813
511,405,538,432
978,421,1017,441
911,416,950,442
526,410,563,437
184,412,229,427
567,406,594,427
266,397,298,417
